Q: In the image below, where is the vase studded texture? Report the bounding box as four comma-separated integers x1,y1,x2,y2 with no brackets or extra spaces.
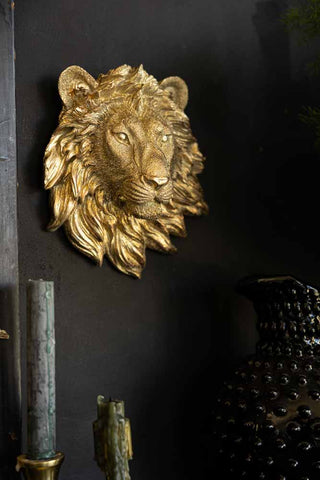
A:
212,276,320,480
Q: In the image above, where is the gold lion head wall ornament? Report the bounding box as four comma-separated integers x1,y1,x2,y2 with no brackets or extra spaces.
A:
44,65,208,277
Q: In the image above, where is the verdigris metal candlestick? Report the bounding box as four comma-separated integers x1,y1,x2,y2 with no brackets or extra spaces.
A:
16,280,64,480
93,396,133,480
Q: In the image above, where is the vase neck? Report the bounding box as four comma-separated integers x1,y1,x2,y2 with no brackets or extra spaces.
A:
238,276,320,345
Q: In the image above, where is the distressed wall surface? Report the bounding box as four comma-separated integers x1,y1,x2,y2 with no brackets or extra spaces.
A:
15,1,320,479
0,1,20,478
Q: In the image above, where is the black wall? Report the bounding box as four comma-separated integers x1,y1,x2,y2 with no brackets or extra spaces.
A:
15,1,320,479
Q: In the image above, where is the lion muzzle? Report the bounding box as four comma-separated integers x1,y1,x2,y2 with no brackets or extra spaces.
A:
120,175,173,210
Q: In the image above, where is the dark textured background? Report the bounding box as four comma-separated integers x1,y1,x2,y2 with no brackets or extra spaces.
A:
15,1,320,478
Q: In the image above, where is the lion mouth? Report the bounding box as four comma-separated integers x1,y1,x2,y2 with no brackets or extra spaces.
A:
117,178,173,217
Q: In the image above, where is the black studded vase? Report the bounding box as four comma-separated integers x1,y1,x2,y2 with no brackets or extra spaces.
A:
212,275,320,480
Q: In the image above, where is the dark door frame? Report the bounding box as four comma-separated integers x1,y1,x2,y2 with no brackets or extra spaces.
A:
0,1,21,478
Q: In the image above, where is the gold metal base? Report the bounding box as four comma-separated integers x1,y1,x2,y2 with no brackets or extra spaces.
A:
16,452,64,480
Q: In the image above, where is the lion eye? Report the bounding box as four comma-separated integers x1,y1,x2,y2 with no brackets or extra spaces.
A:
114,132,130,144
162,134,170,143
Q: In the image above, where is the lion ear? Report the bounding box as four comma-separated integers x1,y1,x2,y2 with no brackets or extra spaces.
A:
58,66,98,108
160,76,189,110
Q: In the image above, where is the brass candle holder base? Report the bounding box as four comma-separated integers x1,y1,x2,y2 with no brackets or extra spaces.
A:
16,452,64,480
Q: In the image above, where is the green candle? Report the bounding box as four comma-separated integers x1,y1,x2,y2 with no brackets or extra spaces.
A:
26,280,56,460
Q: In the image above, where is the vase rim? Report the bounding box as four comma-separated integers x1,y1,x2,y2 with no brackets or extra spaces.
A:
237,274,319,297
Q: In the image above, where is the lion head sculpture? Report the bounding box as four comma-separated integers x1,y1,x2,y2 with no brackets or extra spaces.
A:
44,64,208,277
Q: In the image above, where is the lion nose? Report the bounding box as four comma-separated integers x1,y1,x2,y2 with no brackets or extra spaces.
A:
143,175,169,188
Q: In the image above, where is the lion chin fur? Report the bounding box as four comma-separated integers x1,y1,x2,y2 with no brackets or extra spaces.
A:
44,64,208,278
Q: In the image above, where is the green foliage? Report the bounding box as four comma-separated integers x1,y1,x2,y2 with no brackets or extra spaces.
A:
300,106,320,149
284,1,320,147
307,53,320,75
283,0,320,73
283,0,320,42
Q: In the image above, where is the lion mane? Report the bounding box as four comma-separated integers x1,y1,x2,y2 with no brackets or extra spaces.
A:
44,64,208,278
